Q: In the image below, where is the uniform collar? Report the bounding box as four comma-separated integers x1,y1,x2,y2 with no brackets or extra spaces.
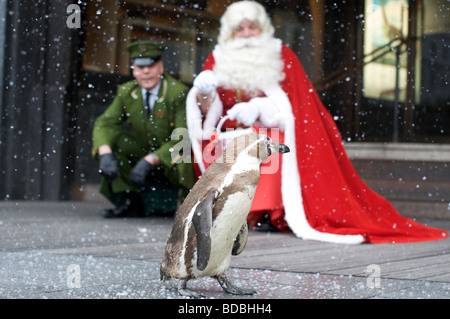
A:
141,81,161,99
130,75,167,103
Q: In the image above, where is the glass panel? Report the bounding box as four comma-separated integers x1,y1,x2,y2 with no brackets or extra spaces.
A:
413,0,450,142
363,0,409,102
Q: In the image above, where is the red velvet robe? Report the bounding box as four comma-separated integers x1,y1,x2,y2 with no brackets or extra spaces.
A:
193,44,448,244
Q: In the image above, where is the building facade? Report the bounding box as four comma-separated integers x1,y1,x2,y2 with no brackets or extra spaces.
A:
0,1,449,215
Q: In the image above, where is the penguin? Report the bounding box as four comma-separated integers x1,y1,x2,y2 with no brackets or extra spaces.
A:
160,132,290,298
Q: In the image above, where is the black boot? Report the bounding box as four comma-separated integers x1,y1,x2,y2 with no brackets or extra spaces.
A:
101,192,145,218
254,213,279,232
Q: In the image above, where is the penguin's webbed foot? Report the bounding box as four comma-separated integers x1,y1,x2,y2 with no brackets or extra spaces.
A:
215,274,257,295
178,279,205,299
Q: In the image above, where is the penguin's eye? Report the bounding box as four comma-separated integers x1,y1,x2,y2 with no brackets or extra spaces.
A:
263,136,271,155
265,138,272,156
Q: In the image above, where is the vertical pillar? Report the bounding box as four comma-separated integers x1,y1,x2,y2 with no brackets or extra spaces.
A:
309,0,325,84
403,1,418,141
0,0,77,200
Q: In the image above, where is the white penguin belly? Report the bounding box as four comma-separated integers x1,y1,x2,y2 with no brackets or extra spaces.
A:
196,187,256,277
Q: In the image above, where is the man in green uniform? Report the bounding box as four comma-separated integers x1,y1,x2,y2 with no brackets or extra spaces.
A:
92,39,195,218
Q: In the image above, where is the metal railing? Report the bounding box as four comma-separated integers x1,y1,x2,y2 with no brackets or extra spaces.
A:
314,36,406,92
314,36,407,142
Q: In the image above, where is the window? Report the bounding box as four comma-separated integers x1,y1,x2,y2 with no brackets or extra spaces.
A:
361,0,450,142
363,0,409,102
414,0,450,142
82,0,218,82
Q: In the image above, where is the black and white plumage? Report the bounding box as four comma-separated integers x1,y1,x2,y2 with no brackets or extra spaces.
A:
160,132,290,298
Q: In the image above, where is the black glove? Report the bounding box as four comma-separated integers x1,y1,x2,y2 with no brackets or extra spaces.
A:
98,153,120,182
129,158,154,188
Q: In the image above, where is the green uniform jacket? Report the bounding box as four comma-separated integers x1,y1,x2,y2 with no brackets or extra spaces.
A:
92,73,195,195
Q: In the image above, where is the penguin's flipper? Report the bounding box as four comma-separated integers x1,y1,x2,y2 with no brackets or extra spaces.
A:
192,190,215,271
232,223,248,255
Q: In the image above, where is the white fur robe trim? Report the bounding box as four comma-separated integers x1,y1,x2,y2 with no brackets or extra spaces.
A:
186,86,223,172
266,86,365,244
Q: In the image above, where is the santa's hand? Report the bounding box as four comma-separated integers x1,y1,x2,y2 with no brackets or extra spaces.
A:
193,70,217,95
227,101,260,126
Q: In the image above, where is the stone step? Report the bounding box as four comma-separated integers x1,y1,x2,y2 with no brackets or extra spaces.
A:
362,178,450,219
346,142,450,183
390,200,450,219
362,179,450,202
351,159,450,182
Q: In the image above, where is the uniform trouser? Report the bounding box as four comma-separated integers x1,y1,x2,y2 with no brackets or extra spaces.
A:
99,132,178,216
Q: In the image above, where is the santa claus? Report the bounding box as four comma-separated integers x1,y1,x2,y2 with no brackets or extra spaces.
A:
186,0,448,244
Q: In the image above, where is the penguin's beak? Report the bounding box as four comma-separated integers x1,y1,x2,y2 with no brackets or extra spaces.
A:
270,141,290,154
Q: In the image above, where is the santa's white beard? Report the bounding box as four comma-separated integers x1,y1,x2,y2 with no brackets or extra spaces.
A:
213,34,285,93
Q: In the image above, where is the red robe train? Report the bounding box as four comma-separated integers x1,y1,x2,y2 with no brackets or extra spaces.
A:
186,43,448,244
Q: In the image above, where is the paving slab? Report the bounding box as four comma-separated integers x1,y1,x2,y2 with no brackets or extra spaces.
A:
1,201,449,301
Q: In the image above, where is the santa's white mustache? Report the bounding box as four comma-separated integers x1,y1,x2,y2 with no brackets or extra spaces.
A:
225,34,269,49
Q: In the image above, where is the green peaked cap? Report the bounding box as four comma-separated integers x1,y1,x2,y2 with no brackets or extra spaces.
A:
126,39,167,66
